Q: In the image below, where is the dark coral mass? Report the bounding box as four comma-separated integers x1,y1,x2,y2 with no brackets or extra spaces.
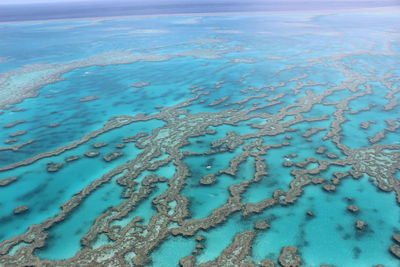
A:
0,5,399,267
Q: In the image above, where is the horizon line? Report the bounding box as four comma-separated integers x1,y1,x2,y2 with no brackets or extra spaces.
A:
1,6,400,25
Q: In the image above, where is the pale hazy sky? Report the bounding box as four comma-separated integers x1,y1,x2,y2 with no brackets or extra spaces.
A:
1,0,111,4
1,0,193,4
0,0,224,5
2,0,396,3
0,0,149,5
1,0,399,7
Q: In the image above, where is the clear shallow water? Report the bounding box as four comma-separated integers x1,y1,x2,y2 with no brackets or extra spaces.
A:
0,9,400,266
252,177,399,266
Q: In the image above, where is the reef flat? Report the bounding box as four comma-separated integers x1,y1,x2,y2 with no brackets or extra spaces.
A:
0,8,399,267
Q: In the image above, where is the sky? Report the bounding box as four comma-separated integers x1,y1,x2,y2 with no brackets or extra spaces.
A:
0,0,129,5
2,0,399,4
1,0,201,4
1,0,99,4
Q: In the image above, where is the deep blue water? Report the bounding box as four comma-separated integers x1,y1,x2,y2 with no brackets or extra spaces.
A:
0,0,399,22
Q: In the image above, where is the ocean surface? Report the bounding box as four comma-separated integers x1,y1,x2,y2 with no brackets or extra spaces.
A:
0,3,399,267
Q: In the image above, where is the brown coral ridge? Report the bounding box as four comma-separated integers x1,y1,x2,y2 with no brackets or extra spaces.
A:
123,132,149,143
84,150,100,158
347,205,360,213
368,119,399,144
390,234,400,259
355,220,367,230
302,127,326,138
4,139,18,144
0,113,153,172
0,140,36,152
116,143,126,149
92,142,108,148
306,210,314,217
0,165,128,265
278,246,302,267
3,120,26,128
180,255,196,267
79,95,100,102
208,96,230,106
360,120,376,130
48,123,61,128
389,244,400,259
9,130,27,137
199,173,217,185
316,146,327,154
350,104,376,114
322,183,336,192
254,221,270,230
11,108,26,112
103,151,124,162
132,81,151,88
349,145,400,203
47,162,64,172
13,206,29,215
198,231,257,267
393,234,400,244
384,93,400,111
260,259,275,267
0,177,18,187
65,155,80,162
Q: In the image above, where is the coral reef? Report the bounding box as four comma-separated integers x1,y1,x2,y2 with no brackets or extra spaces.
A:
103,151,124,162
0,177,18,187
13,206,29,215
278,246,302,267
79,95,99,102
0,11,399,267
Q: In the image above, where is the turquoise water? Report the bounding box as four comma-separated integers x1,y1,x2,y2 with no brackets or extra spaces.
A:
0,10,400,266
34,172,126,260
251,177,399,266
